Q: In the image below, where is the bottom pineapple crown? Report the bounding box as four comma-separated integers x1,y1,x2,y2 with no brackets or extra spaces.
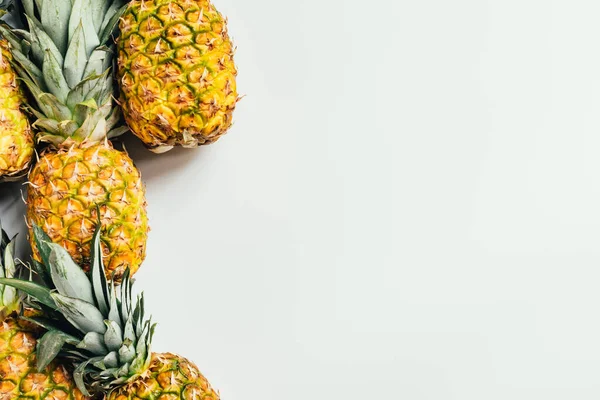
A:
0,224,155,396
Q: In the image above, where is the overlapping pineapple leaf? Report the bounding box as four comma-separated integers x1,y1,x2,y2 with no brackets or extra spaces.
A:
63,22,87,87
43,49,69,101
33,224,54,265
31,259,51,287
40,0,70,54
99,3,126,44
21,0,33,19
22,314,79,336
47,243,94,304
83,46,110,78
0,220,7,249
52,292,107,334
0,221,19,313
66,70,111,110
78,332,108,355
36,329,79,371
0,278,57,309
90,226,109,315
70,0,99,55
26,15,63,66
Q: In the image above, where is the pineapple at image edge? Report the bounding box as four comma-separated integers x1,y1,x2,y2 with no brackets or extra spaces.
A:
107,353,220,400
0,222,87,400
0,225,220,400
0,0,149,280
0,39,33,182
0,314,88,400
118,0,239,153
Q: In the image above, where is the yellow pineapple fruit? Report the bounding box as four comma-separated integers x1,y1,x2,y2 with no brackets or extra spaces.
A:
0,221,88,400
118,0,238,153
0,315,88,400
27,142,148,279
107,353,219,400
0,39,33,182
0,0,149,279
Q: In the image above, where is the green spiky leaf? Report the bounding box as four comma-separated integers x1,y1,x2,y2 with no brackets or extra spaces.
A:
51,293,107,334
78,332,109,356
0,278,56,309
37,329,78,371
47,243,95,304
90,225,109,315
43,49,69,102
63,22,87,87
41,0,70,54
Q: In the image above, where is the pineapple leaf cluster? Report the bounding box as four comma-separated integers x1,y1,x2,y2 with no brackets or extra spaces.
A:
0,220,17,314
0,224,155,396
0,0,128,145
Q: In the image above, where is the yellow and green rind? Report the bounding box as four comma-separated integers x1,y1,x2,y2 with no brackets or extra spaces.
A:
27,142,149,280
118,0,238,152
108,353,220,400
0,314,88,400
0,39,33,181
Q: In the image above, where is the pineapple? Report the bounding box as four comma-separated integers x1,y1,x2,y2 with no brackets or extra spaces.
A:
0,0,149,280
0,39,33,182
0,225,220,399
118,0,238,153
0,220,88,400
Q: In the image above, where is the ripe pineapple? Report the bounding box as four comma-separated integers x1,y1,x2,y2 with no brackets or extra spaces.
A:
0,39,33,182
0,0,149,280
118,0,238,153
1,225,220,399
0,220,88,400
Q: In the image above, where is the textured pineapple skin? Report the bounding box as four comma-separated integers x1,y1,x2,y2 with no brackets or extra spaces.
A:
27,142,149,280
118,0,238,152
0,39,33,181
0,314,87,400
108,353,219,400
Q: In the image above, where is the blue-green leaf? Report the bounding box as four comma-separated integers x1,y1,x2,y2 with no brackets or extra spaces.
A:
48,243,94,304
37,330,77,371
43,50,69,102
51,293,106,334
104,320,123,352
63,22,87,88
32,225,53,269
77,332,108,356
108,281,121,326
22,0,34,17
0,278,56,309
69,0,99,56
119,340,135,363
41,0,70,54
99,3,127,44
90,225,109,315
82,47,108,78
27,15,63,67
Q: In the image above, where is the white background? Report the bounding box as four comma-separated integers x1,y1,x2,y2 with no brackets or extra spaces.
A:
2,0,600,398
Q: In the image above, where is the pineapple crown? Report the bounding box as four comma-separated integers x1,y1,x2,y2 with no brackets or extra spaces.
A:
0,220,19,316
0,0,129,147
0,224,155,396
